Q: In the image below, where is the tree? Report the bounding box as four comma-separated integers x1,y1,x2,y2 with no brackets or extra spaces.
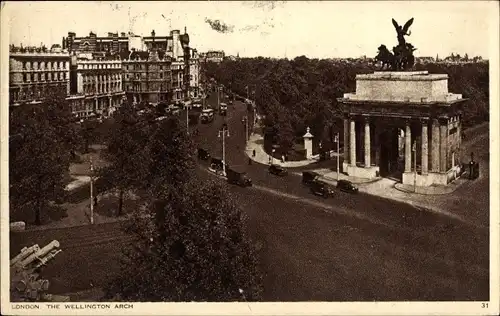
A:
101,104,151,216
105,116,263,301
10,99,73,225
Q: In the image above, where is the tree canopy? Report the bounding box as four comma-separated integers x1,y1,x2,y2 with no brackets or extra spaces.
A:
101,103,152,215
204,57,489,149
104,114,263,301
9,96,76,225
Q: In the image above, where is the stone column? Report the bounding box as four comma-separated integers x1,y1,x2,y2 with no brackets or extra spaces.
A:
440,119,448,172
375,131,381,167
343,117,349,162
431,119,440,172
350,119,356,166
404,122,411,172
421,120,429,175
364,119,371,167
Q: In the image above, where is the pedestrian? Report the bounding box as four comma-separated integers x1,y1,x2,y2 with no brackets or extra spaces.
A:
248,157,252,165
281,154,285,163
269,155,272,165
252,149,256,157
93,195,98,208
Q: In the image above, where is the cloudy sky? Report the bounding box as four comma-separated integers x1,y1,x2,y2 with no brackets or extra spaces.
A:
4,1,496,59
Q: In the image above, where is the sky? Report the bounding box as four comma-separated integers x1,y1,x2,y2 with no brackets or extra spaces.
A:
4,1,497,59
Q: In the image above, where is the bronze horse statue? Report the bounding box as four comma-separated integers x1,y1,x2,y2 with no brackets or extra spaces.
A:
376,43,417,70
375,45,395,70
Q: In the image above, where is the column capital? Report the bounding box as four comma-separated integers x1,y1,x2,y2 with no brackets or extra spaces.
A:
437,116,449,125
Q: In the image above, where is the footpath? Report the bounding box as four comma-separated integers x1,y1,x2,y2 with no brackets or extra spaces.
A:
245,119,490,229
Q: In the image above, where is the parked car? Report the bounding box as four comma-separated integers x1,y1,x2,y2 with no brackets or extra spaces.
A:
198,148,210,161
226,168,252,187
337,180,359,193
310,180,335,198
302,171,320,185
269,164,288,176
210,158,228,174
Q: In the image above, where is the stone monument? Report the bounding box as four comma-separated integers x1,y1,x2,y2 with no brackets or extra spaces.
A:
303,127,314,160
338,18,466,187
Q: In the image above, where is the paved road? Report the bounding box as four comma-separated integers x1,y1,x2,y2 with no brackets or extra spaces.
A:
10,95,490,301
11,169,489,300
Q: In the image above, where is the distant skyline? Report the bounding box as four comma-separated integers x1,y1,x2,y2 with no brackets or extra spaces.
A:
4,1,496,59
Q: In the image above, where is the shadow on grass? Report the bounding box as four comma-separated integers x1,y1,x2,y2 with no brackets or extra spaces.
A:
10,203,68,226
94,192,141,218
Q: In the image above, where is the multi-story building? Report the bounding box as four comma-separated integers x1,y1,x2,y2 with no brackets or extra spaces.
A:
121,50,173,105
63,28,200,106
9,46,70,106
68,55,125,118
64,29,190,57
64,31,130,54
199,50,225,63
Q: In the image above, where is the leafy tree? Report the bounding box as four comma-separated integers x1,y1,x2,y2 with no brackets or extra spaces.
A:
9,98,73,225
101,104,151,216
105,116,263,302
143,116,197,198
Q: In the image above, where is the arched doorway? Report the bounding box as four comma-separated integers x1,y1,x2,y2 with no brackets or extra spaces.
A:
378,127,405,179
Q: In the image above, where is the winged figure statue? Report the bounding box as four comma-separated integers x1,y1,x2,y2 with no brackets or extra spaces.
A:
392,18,414,46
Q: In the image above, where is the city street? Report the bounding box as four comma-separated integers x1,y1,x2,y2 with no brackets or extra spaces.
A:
10,89,489,301
11,167,489,301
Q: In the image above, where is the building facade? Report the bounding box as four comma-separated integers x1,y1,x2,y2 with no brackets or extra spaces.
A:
199,50,225,63
122,50,173,105
9,47,70,106
64,31,130,54
68,55,125,118
64,29,190,59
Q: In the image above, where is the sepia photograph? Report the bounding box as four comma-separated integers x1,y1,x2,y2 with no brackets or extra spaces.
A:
1,1,499,315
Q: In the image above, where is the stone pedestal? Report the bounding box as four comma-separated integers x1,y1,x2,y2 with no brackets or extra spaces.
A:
347,165,380,179
303,127,314,160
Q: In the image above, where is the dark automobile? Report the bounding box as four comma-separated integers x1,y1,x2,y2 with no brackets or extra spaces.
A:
269,164,288,176
226,168,252,187
302,171,320,185
219,103,227,116
337,180,359,193
210,157,224,171
310,180,335,198
198,148,210,161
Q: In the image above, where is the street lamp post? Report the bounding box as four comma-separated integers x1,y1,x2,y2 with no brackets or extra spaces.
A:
217,85,221,110
243,115,249,144
412,141,417,192
218,124,230,176
89,157,94,225
334,133,340,181
186,105,189,134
